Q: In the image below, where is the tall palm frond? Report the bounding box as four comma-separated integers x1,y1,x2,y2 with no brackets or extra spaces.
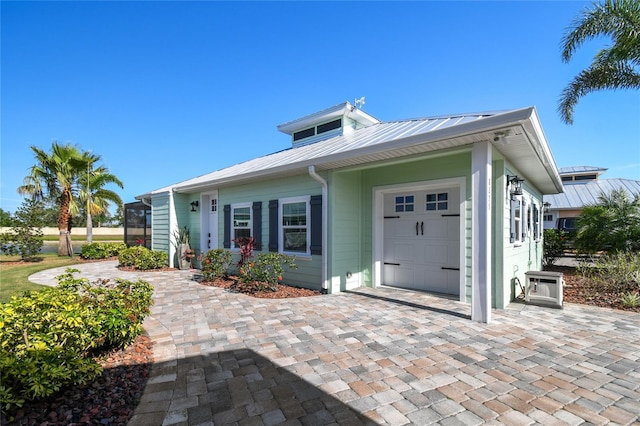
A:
559,0,640,124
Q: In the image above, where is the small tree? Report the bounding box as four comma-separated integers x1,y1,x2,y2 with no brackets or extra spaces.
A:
0,199,45,260
543,229,566,267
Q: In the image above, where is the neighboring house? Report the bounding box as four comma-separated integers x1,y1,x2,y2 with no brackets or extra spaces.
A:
136,102,563,323
543,166,640,231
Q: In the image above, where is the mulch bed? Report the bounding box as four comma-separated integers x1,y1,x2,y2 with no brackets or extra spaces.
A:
199,276,323,298
546,265,640,312
5,335,154,426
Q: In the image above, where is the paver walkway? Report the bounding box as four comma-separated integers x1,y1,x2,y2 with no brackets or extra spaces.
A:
30,262,640,425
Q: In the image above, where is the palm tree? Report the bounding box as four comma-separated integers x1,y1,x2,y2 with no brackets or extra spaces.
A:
78,158,124,243
18,142,89,256
559,0,640,124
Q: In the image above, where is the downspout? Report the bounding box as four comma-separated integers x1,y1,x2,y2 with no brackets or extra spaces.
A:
308,166,328,291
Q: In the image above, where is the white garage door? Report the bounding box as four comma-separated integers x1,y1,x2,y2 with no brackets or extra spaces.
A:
383,187,460,295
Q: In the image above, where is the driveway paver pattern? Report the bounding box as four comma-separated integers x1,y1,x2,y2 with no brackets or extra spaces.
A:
30,261,640,425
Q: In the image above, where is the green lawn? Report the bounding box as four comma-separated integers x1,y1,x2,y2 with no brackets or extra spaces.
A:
0,253,85,302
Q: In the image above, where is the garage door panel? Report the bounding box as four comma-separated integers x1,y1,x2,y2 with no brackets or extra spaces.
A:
383,187,460,296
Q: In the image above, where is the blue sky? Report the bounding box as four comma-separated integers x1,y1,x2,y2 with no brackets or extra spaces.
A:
2,1,639,215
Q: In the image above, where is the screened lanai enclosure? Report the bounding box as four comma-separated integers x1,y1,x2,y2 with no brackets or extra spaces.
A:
124,201,151,248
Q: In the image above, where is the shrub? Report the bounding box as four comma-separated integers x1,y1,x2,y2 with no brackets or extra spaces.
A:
574,189,640,254
81,242,127,259
0,269,154,415
201,248,233,281
620,292,640,309
238,252,297,292
0,288,104,413
118,245,168,270
56,269,154,349
543,229,566,267
579,251,640,293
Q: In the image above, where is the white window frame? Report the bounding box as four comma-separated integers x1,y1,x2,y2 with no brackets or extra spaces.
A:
511,194,525,246
231,202,252,250
533,202,542,242
279,196,310,256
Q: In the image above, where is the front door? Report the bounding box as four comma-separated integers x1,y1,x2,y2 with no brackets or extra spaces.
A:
200,192,218,254
383,187,460,295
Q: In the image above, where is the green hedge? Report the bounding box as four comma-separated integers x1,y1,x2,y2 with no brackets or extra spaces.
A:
0,269,154,415
118,246,168,270
80,242,128,259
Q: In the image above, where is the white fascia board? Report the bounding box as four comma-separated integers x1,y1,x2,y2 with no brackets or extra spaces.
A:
518,108,564,194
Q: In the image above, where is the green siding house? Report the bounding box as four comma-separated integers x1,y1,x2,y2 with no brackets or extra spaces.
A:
136,102,563,323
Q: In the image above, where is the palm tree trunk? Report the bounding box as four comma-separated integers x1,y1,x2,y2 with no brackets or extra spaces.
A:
87,213,93,244
57,189,73,257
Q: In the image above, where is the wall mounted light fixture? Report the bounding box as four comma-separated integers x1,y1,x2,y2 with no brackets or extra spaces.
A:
190,201,199,212
543,201,551,213
506,175,524,196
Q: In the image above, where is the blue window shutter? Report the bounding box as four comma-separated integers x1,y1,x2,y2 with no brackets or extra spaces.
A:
269,200,278,252
310,195,322,255
533,205,539,239
253,201,262,251
223,204,231,248
510,197,516,243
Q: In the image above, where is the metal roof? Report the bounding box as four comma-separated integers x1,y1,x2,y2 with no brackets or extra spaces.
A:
558,166,608,175
544,178,640,209
137,106,563,199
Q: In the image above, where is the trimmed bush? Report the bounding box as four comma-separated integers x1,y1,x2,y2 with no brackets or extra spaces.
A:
201,248,233,281
118,246,168,270
238,252,297,292
80,242,127,259
0,269,154,415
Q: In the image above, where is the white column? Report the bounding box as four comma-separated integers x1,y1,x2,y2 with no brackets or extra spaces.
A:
471,141,492,323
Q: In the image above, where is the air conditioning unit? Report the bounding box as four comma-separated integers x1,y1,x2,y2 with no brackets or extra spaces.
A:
525,271,564,309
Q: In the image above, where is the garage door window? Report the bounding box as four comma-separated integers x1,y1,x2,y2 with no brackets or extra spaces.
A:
426,192,448,211
395,195,414,212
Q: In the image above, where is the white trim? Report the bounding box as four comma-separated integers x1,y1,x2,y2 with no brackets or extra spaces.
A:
372,177,466,302
199,190,218,254
278,195,311,257
471,141,492,323
230,202,252,250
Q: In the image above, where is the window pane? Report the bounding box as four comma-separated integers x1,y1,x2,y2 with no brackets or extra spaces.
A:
405,204,414,212
396,205,404,212
234,228,251,243
283,229,307,252
233,207,250,227
396,196,403,204
283,202,306,226
426,194,436,202
438,193,448,201
438,202,448,210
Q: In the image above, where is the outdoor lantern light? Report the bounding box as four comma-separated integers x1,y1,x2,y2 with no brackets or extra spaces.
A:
506,175,524,196
543,201,551,212
190,201,199,212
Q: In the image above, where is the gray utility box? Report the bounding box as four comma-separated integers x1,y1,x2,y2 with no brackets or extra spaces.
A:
525,271,564,309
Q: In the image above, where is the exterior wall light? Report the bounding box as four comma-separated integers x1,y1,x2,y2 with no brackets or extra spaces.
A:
506,175,524,196
543,201,551,213
190,201,199,212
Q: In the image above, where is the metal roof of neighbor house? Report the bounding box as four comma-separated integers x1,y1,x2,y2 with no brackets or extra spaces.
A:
558,166,608,175
544,178,640,210
137,106,563,200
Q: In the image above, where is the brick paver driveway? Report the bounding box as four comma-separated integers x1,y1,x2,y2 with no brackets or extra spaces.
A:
31,262,640,425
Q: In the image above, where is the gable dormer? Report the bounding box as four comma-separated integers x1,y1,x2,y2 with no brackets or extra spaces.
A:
277,101,380,147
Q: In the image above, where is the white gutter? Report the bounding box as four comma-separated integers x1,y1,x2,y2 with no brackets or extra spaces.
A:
308,165,328,291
